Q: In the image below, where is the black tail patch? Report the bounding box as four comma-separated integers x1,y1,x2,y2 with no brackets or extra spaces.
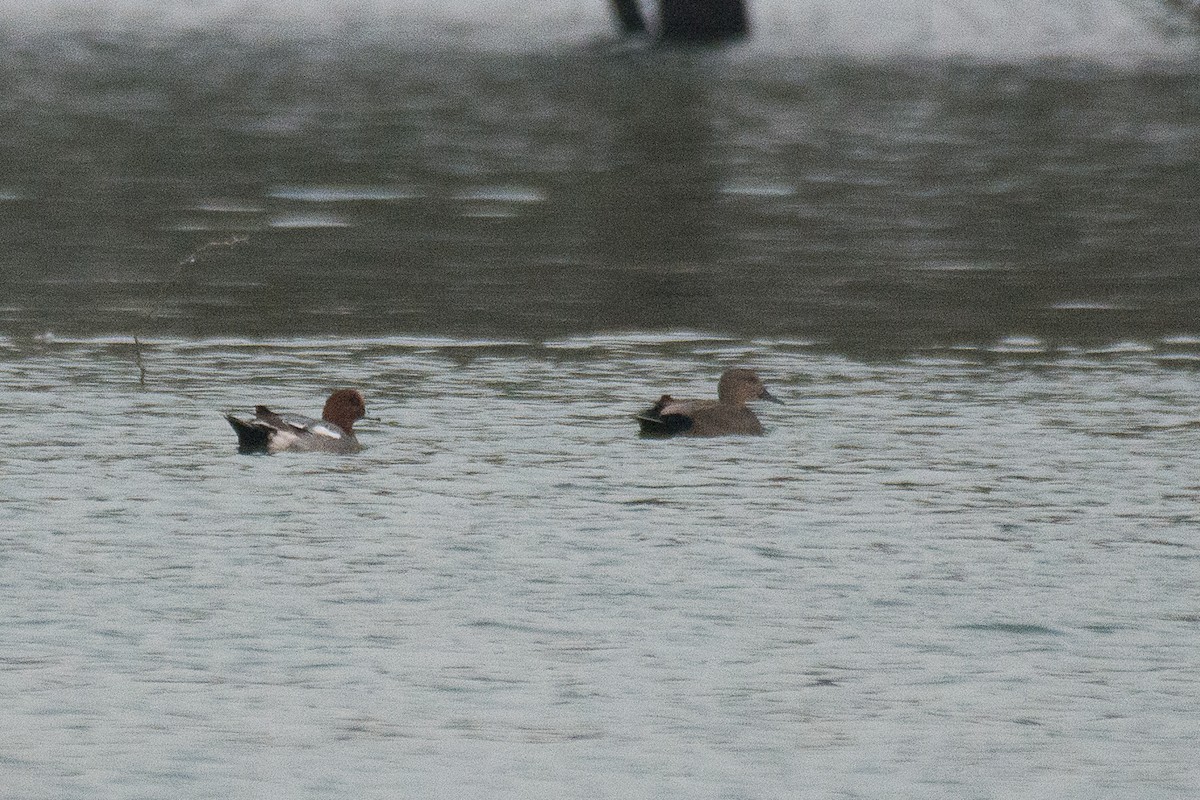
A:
226,415,271,454
636,396,694,437
637,413,694,437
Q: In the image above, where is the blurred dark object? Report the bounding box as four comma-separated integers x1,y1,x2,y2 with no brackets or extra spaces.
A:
610,0,749,42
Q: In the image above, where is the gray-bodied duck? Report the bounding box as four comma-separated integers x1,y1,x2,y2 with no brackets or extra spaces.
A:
225,389,366,454
636,368,782,437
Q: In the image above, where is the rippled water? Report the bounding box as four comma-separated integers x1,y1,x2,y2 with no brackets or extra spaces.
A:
2,21,1199,351
3,334,1200,798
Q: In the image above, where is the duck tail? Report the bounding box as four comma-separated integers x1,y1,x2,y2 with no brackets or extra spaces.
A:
226,415,271,454
637,414,694,437
635,397,695,436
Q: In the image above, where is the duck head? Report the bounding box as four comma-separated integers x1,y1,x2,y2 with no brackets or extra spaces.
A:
717,369,782,406
322,389,367,434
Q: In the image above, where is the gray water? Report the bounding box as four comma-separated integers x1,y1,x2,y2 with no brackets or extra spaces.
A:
2,3,1200,798
5,334,1200,798
2,16,1200,351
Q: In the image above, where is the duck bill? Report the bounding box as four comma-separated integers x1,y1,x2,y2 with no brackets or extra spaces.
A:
760,387,784,404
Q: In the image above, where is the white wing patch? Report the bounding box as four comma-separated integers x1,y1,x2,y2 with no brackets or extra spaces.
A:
309,421,344,440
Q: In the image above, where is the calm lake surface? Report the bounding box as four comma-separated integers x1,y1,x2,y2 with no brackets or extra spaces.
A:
2,4,1200,798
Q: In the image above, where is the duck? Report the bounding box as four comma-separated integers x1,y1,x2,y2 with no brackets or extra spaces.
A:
225,389,366,454
636,368,782,437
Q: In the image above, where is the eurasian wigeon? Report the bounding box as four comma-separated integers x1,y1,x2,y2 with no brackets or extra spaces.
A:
225,389,366,454
636,368,782,437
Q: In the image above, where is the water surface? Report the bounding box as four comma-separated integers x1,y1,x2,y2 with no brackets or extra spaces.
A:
4,334,1200,798
0,21,1198,351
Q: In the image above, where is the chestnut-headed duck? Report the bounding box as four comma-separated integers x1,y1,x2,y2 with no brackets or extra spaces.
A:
636,368,782,437
225,389,366,454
